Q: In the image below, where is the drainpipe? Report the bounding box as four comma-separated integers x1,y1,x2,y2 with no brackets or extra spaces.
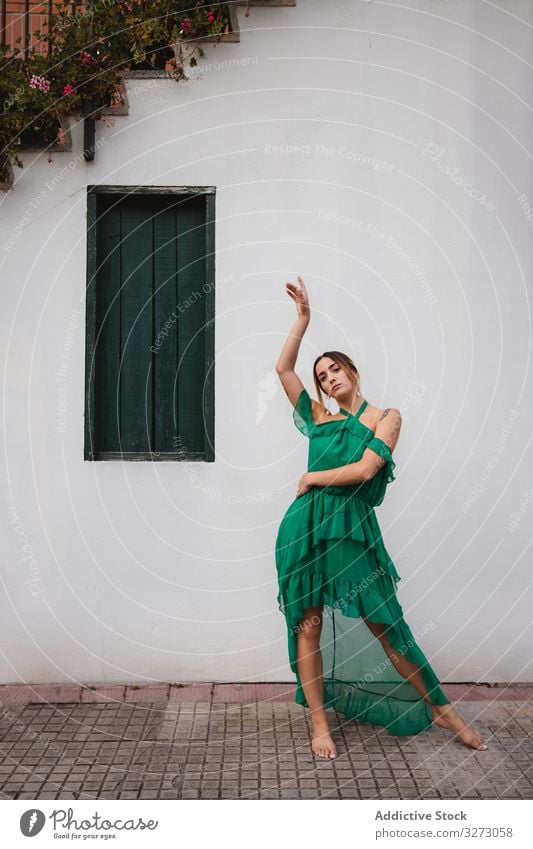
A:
83,98,95,161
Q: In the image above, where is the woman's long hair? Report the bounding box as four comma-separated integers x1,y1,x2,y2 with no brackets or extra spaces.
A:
312,351,361,413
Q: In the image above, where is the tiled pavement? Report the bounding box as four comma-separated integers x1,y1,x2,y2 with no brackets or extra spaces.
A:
0,683,532,800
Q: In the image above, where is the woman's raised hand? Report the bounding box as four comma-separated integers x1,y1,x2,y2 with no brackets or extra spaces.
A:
285,275,310,320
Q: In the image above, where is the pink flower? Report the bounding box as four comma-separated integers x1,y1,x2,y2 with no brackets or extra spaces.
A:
62,83,75,96
207,10,215,22
29,74,50,92
80,49,97,65
180,18,191,33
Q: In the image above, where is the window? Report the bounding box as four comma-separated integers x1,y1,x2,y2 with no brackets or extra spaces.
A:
85,186,215,461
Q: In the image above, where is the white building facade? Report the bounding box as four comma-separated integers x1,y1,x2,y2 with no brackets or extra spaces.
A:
1,0,532,686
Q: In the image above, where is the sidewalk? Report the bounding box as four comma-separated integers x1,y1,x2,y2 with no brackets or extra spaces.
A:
1,683,532,800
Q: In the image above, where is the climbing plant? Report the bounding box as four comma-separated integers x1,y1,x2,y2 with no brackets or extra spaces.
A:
0,1,231,183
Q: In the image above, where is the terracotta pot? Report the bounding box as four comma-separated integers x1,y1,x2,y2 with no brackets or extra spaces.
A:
19,114,61,146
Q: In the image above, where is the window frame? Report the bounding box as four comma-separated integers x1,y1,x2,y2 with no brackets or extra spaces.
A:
84,185,215,462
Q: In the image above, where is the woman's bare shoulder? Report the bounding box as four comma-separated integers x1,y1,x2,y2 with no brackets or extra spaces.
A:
366,403,402,422
364,403,402,449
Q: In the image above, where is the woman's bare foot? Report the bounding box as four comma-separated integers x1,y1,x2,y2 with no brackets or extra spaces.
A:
431,704,488,751
311,719,337,759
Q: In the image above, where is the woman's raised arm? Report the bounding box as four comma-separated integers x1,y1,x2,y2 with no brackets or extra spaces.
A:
275,276,314,409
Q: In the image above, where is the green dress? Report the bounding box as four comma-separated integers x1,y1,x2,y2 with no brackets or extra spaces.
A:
275,388,451,736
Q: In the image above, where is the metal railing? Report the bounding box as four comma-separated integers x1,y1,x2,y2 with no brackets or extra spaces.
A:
1,2,237,62
1,2,85,58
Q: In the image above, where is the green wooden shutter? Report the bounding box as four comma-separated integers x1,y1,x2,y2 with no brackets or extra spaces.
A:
85,188,215,460
176,197,210,456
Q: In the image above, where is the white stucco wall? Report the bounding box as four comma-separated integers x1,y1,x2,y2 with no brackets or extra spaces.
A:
1,0,532,686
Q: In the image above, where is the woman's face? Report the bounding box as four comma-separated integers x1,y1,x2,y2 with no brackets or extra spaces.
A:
315,358,353,398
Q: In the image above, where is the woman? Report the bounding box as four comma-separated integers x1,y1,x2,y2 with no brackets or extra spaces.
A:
275,276,488,760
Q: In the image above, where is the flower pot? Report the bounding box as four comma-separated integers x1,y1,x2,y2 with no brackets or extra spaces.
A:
18,114,72,151
19,112,65,148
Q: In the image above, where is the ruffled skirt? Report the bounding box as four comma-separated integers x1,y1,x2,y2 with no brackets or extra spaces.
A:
275,488,451,736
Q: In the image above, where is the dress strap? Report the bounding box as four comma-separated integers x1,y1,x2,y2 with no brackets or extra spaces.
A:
339,399,368,420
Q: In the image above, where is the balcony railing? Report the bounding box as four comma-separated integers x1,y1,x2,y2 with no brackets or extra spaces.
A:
0,1,77,58
1,2,239,61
